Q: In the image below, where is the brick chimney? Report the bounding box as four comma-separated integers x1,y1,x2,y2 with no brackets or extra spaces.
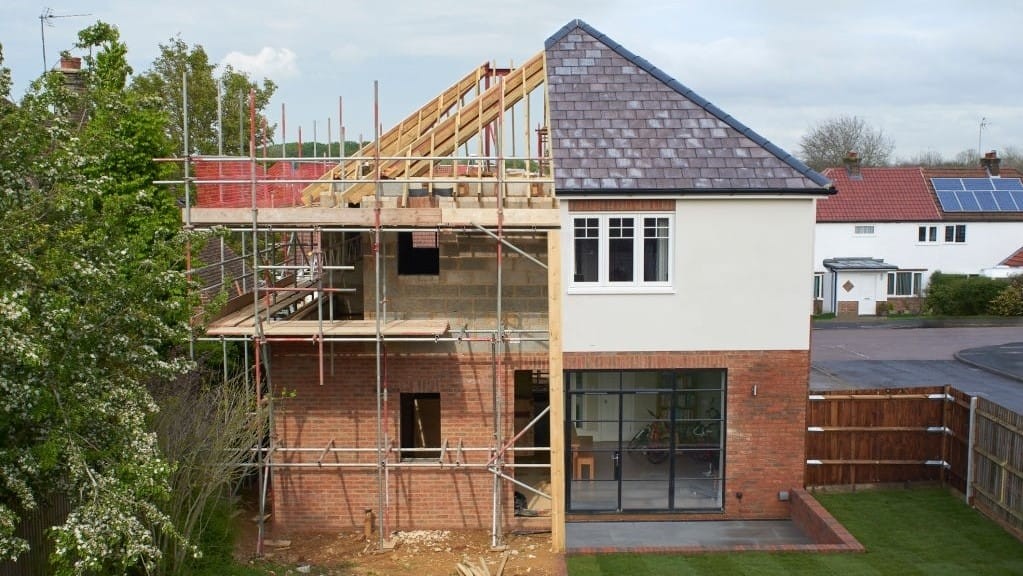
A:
58,56,86,126
843,151,862,179
980,150,1001,177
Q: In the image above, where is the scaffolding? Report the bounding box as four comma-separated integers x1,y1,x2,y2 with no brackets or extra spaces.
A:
161,53,558,554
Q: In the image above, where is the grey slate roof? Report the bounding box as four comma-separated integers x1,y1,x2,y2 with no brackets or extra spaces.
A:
823,258,898,271
545,20,832,194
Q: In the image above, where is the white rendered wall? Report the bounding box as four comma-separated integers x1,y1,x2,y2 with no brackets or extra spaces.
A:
814,221,1023,283
562,197,816,353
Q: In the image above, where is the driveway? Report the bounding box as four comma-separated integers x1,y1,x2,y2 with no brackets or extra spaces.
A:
810,325,1023,412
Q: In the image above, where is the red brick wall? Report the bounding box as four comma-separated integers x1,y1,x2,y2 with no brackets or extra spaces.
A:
269,343,548,533
568,199,675,212
563,350,809,520
836,301,859,319
887,296,924,315
789,489,864,551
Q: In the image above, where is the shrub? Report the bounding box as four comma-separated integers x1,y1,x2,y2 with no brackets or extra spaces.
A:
926,271,1009,315
988,276,1023,316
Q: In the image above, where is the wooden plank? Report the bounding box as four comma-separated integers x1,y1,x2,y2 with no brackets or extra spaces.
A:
204,319,449,338
546,230,565,553
188,206,560,228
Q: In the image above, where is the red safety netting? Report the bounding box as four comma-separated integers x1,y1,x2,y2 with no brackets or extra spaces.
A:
192,158,334,208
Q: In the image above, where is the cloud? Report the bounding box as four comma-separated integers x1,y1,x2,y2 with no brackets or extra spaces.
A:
222,47,299,79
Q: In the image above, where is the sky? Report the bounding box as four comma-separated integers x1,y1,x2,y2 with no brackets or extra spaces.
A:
2,0,1021,162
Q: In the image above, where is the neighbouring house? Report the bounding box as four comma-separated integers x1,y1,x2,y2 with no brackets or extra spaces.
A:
182,19,831,552
815,152,1023,316
983,245,1023,278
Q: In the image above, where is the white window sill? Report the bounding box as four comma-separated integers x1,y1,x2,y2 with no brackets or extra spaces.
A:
568,286,676,295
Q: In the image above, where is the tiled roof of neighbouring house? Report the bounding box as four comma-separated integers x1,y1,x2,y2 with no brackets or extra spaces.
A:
544,20,831,195
1002,246,1023,267
819,165,1023,223
818,167,940,222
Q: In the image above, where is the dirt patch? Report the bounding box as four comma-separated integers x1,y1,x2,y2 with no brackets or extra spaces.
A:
236,524,562,575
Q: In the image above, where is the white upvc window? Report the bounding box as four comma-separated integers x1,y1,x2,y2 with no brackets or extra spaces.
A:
887,271,923,297
917,225,938,243
813,273,824,300
854,224,875,236
571,213,673,291
944,224,967,243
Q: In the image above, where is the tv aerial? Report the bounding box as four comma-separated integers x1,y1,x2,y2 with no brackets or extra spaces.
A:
39,7,91,72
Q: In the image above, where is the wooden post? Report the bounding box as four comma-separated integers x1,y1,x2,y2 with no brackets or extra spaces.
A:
363,508,374,541
547,230,565,552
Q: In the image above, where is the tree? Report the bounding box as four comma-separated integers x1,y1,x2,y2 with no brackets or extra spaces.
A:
132,37,276,157
799,115,895,171
0,28,194,573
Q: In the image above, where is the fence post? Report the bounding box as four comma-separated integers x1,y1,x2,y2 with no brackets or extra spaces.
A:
965,395,978,505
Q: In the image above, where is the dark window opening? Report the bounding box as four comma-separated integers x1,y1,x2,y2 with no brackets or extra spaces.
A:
397,231,439,275
400,393,441,460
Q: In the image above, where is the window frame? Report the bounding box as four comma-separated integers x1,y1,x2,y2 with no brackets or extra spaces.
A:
944,224,967,244
813,272,824,300
917,225,938,243
853,224,876,236
886,270,924,297
570,212,674,293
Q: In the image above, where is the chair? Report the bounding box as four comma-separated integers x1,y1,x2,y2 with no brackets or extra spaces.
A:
572,433,595,480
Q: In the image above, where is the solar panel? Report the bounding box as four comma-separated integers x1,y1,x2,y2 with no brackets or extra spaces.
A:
936,190,962,211
955,190,981,211
963,178,995,191
931,177,1023,212
993,178,1023,191
1012,190,1023,210
932,178,963,191
993,190,1019,210
975,190,999,211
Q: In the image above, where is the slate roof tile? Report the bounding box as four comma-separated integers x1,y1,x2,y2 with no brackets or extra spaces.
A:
545,19,829,194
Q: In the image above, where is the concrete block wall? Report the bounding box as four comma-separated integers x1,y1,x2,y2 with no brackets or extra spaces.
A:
361,231,549,332
269,343,549,533
563,349,809,519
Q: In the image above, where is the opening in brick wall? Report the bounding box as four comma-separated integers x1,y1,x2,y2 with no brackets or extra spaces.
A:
400,393,441,460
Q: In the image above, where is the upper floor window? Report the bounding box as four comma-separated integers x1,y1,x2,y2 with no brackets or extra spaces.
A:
572,214,672,290
944,224,966,243
887,271,923,297
854,225,875,235
918,225,938,243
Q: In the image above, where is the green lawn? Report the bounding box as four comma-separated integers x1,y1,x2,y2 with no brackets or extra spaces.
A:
567,488,1023,575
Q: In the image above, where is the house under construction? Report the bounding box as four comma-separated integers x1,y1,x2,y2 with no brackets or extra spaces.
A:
175,20,833,553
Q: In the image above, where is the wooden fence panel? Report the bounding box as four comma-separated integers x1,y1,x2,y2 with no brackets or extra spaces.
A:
806,386,949,487
0,494,70,576
944,388,973,493
972,397,1023,539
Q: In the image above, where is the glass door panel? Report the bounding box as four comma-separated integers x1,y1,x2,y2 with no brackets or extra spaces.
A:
672,448,722,509
568,392,619,511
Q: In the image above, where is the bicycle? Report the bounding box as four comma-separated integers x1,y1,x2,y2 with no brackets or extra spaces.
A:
628,411,670,464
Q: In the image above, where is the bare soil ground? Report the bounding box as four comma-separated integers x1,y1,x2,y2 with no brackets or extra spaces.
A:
235,523,563,576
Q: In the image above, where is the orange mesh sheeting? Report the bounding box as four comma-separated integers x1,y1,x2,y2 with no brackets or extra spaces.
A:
193,158,333,208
